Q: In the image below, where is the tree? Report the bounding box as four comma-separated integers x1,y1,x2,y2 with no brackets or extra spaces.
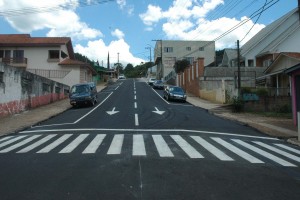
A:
174,59,190,74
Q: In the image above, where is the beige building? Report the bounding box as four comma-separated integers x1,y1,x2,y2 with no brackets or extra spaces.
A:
0,34,96,87
153,40,215,80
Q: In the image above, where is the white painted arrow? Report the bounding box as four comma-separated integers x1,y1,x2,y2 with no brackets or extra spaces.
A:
152,107,165,115
106,107,119,115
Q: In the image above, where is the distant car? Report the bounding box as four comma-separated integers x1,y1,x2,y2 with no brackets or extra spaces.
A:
69,82,98,107
118,74,125,79
148,78,156,86
163,86,187,102
152,80,164,89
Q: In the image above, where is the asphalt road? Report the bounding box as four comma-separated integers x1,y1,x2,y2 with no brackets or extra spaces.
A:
1,78,300,200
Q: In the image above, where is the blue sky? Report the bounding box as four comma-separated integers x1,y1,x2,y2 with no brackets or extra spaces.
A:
0,0,298,67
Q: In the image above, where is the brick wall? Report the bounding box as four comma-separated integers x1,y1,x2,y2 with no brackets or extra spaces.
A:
0,63,69,118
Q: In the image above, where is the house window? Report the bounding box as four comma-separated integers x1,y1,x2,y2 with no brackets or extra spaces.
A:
184,57,194,65
186,47,191,51
0,72,4,83
248,59,254,67
0,50,3,58
164,47,173,53
199,47,204,51
61,51,68,59
5,50,11,58
13,50,24,63
42,83,50,92
263,59,272,67
48,50,60,59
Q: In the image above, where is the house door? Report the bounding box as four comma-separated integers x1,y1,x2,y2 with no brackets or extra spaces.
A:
296,75,300,125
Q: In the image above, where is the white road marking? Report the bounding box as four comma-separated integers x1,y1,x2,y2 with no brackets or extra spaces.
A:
59,134,89,153
274,144,300,155
0,135,28,149
17,134,57,153
135,114,139,126
20,129,279,140
152,135,174,157
134,95,137,100
133,135,146,156
37,134,72,153
0,136,14,143
0,135,41,153
107,134,124,155
191,136,233,161
254,141,300,163
74,92,113,123
211,137,264,163
82,134,106,154
232,139,296,167
171,135,203,158
134,102,137,109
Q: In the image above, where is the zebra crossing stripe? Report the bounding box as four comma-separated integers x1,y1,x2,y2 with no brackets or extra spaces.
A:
0,135,27,149
82,134,106,154
17,134,57,153
0,135,41,153
107,134,124,155
37,134,72,153
59,134,89,153
232,139,296,167
274,144,300,155
171,135,203,158
191,136,233,161
211,137,264,163
152,135,174,157
0,136,14,143
254,141,300,163
133,135,146,156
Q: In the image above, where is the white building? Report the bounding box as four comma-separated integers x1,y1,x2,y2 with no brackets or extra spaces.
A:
153,40,215,80
0,34,96,87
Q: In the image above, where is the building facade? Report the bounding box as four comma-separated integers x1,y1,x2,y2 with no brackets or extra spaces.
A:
0,34,96,87
153,40,215,80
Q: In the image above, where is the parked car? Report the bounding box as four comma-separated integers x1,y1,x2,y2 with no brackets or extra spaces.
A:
152,80,164,89
163,86,187,102
118,74,125,79
148,78,156,86
69,82,98,107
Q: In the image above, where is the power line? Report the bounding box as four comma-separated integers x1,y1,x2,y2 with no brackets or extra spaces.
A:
240,0,268,43
176,0,279,60
0,0,115,17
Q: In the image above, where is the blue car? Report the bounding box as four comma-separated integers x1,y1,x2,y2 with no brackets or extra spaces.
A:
69,82,98,107
163,86,187,102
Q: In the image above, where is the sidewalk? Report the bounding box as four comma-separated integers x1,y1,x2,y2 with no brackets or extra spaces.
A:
187,94,300,146
0,82,107,136
1,82,299,146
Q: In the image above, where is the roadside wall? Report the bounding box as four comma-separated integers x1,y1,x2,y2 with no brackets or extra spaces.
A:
0,63,70,118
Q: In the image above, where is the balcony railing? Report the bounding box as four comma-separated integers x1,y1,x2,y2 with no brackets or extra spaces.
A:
1,57,28,67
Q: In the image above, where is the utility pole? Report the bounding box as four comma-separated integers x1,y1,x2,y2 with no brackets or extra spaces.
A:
237,40,241,98
117,52,120,77
145,46,152,62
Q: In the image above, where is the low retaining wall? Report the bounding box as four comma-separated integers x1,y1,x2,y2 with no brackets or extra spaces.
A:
0,63,69,118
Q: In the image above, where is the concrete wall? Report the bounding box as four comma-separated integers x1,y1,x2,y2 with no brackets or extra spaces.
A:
0,63,69,118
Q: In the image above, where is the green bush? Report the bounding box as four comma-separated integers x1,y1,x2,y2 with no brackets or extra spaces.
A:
231,96,244,113
255,88,268,97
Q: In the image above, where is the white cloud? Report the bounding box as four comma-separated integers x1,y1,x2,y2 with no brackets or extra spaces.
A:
111,29,125,39
140,0,265,49
74,39,145,67
0,0,102,40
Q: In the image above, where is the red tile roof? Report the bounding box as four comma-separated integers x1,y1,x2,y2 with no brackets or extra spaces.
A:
59,58,97,75
0,34,74,58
